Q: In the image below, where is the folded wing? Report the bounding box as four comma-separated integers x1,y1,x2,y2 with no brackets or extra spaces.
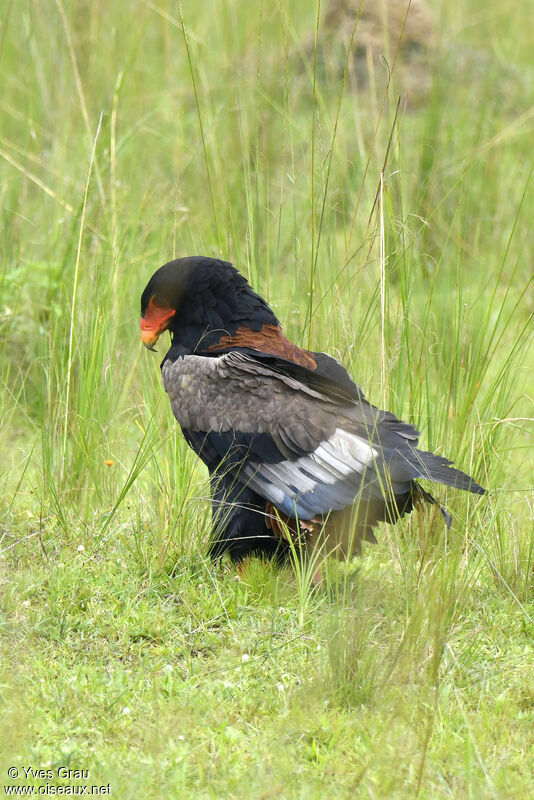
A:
162,351,484,530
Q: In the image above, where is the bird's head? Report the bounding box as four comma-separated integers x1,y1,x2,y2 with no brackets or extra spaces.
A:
140,256,279,353
140,258,189,350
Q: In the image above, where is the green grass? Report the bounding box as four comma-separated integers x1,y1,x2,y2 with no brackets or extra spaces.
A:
1,0,533,797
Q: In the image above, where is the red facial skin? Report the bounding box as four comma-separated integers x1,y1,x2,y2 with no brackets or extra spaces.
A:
141,296,176,349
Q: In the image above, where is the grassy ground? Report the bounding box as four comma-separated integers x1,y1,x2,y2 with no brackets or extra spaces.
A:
1,0,533,797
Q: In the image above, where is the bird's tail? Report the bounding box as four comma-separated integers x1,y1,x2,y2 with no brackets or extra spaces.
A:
411,449,486,496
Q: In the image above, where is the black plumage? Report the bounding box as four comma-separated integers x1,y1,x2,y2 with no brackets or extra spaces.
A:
140,256,485,562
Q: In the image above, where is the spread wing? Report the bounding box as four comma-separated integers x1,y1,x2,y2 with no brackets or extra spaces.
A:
162,351,484,523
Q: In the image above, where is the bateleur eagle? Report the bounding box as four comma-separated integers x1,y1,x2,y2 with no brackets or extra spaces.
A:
140,256,485,562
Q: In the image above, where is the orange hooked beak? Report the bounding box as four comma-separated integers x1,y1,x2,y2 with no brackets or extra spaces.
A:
141,297,176,351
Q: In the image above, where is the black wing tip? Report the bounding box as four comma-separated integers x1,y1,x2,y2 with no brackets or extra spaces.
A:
442,476,486,495
456,476,486,495
417,451,487,496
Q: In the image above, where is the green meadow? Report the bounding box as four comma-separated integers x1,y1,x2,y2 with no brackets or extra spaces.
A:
1,0,533,797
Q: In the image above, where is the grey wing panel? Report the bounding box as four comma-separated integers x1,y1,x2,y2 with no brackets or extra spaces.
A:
161,353,338,457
